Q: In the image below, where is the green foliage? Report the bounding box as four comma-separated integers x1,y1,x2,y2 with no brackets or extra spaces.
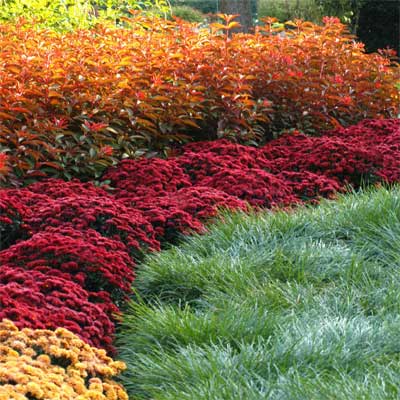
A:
0,0,171,30
170,0,217,14
257,0,355,24
170,5,205,22
118,186,400,399
0,0,94,30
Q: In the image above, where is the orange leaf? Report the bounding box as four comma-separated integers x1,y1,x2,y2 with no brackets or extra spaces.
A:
9,107,33,114
0,112,16,120
48,91,64,99
216,14,239,23
136,118,156,128
152,96,170,101
180,119,200,128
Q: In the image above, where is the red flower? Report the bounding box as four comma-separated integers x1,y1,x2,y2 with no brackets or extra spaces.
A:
334,75,344,84
52,117,69,129
322,16,341,25
83,121,108,132
0,153,8,175
341,95,353,106
0,265,117,353
100,145,113,156
136,91,146,100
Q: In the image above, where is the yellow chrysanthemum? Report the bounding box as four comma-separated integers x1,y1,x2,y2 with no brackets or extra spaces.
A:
0,320,128,400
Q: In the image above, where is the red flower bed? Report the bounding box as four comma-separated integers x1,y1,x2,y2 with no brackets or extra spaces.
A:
14,189,160,259
0,230,135,301
0,192,28,250
124,187,248,242
0,265,117,353
277,171,342,201
199,168,295,208
177,140,273,182
262,134,382,185
26,178,111,199
103,158,191,199
1,118,399,354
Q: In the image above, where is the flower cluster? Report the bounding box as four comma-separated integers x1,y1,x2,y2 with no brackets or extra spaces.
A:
0,265,117,351
0,319,128,399
277,171,342,202
0,231,135,300
132,187,248,242
200,168,295,208
104,158,192,199
26,178,111,199
0,192,28,250
22,193,160,259
262,134,381,185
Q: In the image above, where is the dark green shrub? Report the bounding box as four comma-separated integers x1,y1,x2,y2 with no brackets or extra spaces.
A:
170,5,205,22
170,0,217,14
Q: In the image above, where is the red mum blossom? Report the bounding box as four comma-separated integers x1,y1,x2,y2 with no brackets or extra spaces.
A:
0,231,135,301
0,191,29,250
0,265,117,353
22,193,159,258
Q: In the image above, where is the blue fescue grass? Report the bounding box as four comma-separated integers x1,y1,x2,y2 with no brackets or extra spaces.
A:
117,186,400,399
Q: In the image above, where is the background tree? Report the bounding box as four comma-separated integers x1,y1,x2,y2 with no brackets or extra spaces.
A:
356,0,399,54
219,0,254,32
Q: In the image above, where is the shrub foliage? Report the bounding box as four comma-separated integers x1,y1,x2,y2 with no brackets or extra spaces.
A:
0,15,398,181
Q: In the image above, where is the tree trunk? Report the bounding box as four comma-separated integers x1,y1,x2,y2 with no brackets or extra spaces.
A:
219,0,254,33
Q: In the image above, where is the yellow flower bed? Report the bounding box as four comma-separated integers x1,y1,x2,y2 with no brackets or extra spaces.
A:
0,320,128,400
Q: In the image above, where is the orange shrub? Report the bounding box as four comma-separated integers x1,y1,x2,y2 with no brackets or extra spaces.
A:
0,15,398,181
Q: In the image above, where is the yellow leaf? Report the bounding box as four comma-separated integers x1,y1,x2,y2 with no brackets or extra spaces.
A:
228,21,241,30
117,80,130,89
170,53,184,59
6,65,22,74
85,59,98,67
284,20,298,27
118,59,133,67
211,23,227,30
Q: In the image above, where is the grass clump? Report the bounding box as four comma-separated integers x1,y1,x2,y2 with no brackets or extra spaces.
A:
118,186,400,399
